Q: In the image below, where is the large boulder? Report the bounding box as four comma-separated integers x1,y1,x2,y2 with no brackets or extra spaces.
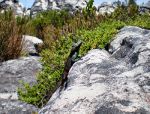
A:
30,0,87,15
97,2,115,15
0,0,24,16
0,56,42,92
22,35,43,56
24,8,31,16
0,56,42,113
0,99,39,114
139,1,150,13
39,26,150,114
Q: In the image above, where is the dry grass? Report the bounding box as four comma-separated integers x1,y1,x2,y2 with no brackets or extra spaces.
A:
0,11,23,62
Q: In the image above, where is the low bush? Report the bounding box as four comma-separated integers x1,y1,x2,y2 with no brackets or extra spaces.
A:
18,18,125,107
18,36,73,107
18,2,150,108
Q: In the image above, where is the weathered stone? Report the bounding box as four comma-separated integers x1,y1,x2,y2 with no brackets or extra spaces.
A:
0,56,42,92
30,0,87,15
22,35,43,56
97,2,115,15
140,1,150,14
0,56,42,114
0,99,39,114
0,0,24,16
39,26,150,114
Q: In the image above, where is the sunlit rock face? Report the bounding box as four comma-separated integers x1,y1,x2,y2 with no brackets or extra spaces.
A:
0,56,41,114
0,0,24,16
0,35,43,114
39,26,150,114
97,2,115,15
22,35,43,55
139,1,150,13
30,0,87,15
24,8,31,16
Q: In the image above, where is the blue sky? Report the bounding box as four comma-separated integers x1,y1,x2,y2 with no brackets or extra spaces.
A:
20,0,148,8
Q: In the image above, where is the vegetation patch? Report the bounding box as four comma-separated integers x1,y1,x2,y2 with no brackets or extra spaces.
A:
16,0,150,107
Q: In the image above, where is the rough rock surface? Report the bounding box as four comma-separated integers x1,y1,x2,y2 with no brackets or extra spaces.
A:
39,26,150,114
24,8,31,16
0,56,42,113
22,35,43,55
30,0,87,15
0,99,39,114
140,1,150,13
0,56,42,92
97,2,115,15
0,0,24,16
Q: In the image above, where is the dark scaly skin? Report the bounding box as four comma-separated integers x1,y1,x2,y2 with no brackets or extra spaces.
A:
60,41,82,91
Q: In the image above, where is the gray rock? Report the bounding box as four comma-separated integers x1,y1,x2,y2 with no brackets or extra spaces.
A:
97,2,115,15
0,56,42,93
22,35,43,56
24,8,31,16
0,99,39,114
139,1,150,14
0,56,42,113
0,0,24,16
30,0,87,16
39,26,150,114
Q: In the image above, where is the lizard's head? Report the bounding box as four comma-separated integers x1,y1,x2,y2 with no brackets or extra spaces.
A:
72,40,82,51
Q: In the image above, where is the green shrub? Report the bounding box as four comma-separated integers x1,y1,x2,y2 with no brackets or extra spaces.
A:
24,10,101,50
128,4,138,16
26,10,72,39
18,6,150,108
112,0,139,20
18,18,125,107
83,0,95,19
77,20,125,55
18,36,73,107
128,0,137,6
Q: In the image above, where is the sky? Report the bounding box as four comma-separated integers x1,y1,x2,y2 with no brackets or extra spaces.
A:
20,0,148,8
